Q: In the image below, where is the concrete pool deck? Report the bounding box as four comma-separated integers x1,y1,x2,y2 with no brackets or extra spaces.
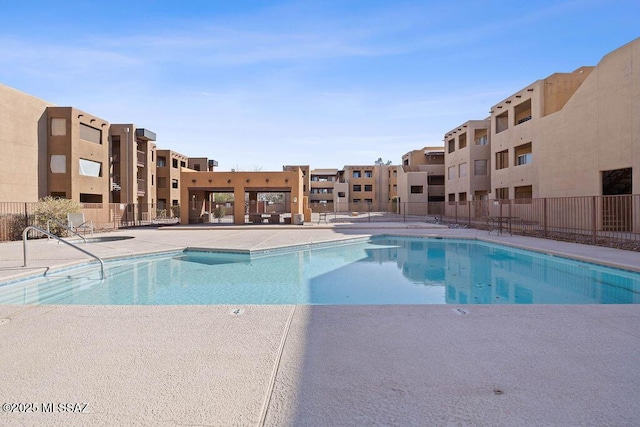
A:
0,223,639,425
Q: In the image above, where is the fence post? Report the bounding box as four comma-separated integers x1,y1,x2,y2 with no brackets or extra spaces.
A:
591,196,597,245
468,202,471,228
403,202,406,222
454,202,458,225
543,198,548,238
24,202,29,227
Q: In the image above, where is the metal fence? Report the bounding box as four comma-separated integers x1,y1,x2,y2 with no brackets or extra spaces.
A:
311,195,640,251
1,195,638,251
0,202,181,241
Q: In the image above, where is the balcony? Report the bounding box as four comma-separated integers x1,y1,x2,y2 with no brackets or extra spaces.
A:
137,151,146,167
514,99,532,126
137,179,146,196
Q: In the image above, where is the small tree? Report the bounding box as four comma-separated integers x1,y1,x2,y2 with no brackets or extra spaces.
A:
213,205,226,222
33,196,83,236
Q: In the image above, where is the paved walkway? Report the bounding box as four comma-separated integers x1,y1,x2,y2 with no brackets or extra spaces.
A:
0,223,639,425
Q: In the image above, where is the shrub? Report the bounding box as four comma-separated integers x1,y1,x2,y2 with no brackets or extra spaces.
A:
33,196,83,236
213,206,226,222
2,213,33,241
170,205,180,218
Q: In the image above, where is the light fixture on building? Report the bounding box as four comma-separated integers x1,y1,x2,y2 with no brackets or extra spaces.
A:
227,179,231,184
191,179,196,183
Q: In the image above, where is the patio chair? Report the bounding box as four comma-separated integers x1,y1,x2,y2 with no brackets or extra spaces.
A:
67,212,94,236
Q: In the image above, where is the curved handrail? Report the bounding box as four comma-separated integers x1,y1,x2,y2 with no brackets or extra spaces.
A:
22,226,105,280
46,218,87,243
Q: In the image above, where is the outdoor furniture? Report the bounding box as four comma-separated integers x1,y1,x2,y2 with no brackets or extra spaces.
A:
268,213,281,224
67,212,94,236
318,212,328,223
487,216,518,236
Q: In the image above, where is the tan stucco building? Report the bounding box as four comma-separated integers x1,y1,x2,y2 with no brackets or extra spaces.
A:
397,147,446,214
444,119,491,202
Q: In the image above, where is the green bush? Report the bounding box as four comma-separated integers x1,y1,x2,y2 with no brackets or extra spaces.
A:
33,196,83,236
170,205,180,218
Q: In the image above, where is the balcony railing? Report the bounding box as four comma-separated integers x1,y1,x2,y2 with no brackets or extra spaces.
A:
137,151,146,167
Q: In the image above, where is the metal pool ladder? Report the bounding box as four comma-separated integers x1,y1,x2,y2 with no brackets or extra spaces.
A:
22,226,105,280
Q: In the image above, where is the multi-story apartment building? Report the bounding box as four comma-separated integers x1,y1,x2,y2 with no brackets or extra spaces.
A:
46,107,110,203
337,164,395,210
156,149,190,211
109,125,156,204
309,168,338,206
444,119,491,202
188,157,218,172
397,147,446,214
489,66,594,201
283,165,310,197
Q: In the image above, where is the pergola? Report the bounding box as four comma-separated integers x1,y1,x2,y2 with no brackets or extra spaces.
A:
179,169,308,225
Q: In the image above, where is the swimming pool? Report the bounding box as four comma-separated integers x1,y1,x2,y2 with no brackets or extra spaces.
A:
1,236,639,305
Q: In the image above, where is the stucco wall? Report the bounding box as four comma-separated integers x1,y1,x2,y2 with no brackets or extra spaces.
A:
0,84,51,202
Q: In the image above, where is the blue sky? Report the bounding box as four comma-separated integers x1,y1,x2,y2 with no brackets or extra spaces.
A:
1,1,638,171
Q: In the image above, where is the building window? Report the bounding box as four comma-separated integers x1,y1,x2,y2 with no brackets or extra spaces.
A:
172,199,179,206
353,184,361,192
151,174,154,185
50,155,66,173
459,162,467,177
157,156,166,167
496,187,509,200
448,193,455,203
515,185,533,203
364,184,372,191
459,192,467,202
448,139,455,153
475,129,488,145
79,123,102,144
172,179,178,189
193,164,201,171
79,159,102,177
447,166,456,180
151,151,154,162
80,193,102,203
364,170,373,178
458,133,467,149
496,111,508,133
172,158,178,168
51,118,66,136
157,177,166,188
474,159,488,175
515,142,532,166
338,191,345,197
495,150,509,170
353,171,361,178
410,186,424,194
353,198,361,203
365,198,373,204
180,160,186,168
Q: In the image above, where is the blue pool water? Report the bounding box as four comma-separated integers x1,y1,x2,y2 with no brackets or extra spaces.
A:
1,237,639,305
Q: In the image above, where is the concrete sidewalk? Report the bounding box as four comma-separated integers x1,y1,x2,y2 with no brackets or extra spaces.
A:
0,224,639,426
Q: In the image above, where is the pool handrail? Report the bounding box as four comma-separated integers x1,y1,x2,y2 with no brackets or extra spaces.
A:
22,226,105,280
